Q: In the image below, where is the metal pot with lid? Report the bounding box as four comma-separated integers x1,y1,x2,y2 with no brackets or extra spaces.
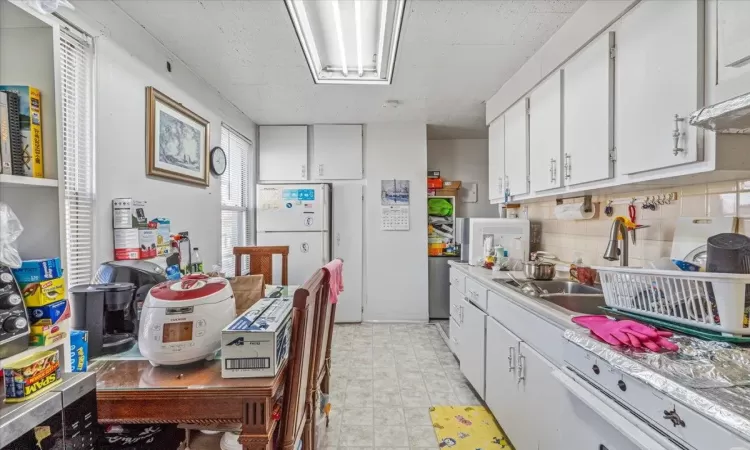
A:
522,252,557,280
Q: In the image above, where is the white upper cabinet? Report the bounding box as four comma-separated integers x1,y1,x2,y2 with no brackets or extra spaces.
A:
259,126,309,181
311,125,363,180
504,98,529,196
488,116,505,202
616,0,703,174
717,0,750,84
563,32,615,186
529,71,563,192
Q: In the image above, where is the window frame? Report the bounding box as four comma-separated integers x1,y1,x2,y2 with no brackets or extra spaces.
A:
220,123,253,276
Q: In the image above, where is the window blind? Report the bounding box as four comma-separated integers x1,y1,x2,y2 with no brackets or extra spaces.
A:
221,125,251,276
60,27,95,288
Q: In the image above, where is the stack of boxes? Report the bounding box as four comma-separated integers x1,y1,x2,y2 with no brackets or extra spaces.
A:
13,257,69,346
427,171,462,197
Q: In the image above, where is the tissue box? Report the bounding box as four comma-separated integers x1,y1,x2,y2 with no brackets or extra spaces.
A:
12,258,63,283
221,297,292,378
27,299,69,326
21,277,66,307
70,330,89,372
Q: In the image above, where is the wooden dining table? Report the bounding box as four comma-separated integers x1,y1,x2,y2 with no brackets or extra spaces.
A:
89,357,286,450
88,285,300,450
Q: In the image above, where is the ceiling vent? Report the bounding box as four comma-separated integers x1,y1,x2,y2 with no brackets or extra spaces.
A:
285,0,406,85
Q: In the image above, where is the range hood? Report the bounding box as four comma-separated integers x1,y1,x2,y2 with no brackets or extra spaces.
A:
689,92,750,133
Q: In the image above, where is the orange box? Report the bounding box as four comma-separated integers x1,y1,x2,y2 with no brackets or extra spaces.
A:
427,178,443,189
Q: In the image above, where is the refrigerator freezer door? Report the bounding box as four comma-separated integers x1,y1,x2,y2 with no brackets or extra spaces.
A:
257,184,329,232
257,231,330,285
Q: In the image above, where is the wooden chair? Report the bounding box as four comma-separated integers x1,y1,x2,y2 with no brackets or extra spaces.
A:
308,263,339,449
233,246,289,284
277,268,328,450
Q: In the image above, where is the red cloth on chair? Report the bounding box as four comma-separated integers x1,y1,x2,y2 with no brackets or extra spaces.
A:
324,259,344,304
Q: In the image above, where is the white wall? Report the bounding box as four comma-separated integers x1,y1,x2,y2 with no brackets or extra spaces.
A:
65,2,256,268
364,123,428,322
427,139,498,218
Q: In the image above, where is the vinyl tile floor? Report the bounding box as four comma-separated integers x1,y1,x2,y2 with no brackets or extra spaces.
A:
321,323,482,450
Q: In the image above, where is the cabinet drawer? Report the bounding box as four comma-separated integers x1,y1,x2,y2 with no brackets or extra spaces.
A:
465,278,488,312
449,317,461,356
487,290,564,365
449,286,464,323
449,268,465,293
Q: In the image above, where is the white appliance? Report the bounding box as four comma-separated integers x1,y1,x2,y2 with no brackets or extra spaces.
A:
138,274,235,366
256,184,331,284
465,218,530,265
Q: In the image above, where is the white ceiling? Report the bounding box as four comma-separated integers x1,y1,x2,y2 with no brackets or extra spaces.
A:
105,0,584,139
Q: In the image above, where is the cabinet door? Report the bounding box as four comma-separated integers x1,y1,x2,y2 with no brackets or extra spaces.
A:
517,343,563,450
616,0,702,174
718,0,750,84
449,285,463,324
488,116,505,202
564,32,615,186
449,317,461,357
529,71,563,192
259,126,308,181
311,125,363,180
485,318,522,445
459,299,486,399
504,98,529,196
333,184,363,323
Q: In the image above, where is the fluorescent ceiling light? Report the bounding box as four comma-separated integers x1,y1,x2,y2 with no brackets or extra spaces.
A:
285,0,407,85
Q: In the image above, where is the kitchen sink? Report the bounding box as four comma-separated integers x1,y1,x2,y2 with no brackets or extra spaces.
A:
520,280,602,295
496,278,606,314
540,294,606,315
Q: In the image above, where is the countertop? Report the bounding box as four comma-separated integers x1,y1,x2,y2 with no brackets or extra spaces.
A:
447,261,582,329
448,261,750,442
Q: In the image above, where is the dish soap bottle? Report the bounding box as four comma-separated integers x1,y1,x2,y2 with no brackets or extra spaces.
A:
191,247,204,273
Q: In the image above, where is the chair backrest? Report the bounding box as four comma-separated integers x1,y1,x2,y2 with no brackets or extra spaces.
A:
233,246,289,284
312,267,334,385
278,269,326,450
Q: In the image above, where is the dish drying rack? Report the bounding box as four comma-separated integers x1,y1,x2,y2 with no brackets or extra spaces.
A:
595,266,750,336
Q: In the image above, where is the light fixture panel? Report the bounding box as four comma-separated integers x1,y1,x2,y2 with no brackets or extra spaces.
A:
286,0,406,85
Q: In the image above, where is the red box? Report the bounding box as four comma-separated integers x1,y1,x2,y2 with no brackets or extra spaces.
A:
427,178,443,189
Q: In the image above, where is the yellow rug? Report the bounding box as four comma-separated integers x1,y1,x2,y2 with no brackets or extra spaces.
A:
429,406,511,449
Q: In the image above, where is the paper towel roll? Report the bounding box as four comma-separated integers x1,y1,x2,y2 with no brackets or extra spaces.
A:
554,202,595,220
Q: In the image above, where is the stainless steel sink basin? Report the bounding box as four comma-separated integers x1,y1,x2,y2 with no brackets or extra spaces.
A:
496,278,605,314
522,280,602,295
540,294,606,314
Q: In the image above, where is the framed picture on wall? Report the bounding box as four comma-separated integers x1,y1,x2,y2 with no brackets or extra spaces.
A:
146,86,210,186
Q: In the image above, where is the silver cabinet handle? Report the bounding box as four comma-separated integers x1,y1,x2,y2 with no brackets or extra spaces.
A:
564,153,571,180
508,346,516,372
460,305,464,324
301,164,307,178
552,158,557,184
549,158,554,184
318,164,324,176
336,232,341,246
673,114,685,155
517,354,526,384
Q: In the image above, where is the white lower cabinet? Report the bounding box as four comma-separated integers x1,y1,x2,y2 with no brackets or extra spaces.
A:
516,343,564,450
449,317,461,357
485,318,522,445
459,299,486,399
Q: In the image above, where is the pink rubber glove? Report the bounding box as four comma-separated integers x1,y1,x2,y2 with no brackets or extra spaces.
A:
572,315,678,352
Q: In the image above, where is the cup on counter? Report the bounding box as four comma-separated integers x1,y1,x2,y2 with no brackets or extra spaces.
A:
570,265,597,285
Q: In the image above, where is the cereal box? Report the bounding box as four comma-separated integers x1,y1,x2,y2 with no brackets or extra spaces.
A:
3,350,62,403
20,277,66,307
0,85,43,178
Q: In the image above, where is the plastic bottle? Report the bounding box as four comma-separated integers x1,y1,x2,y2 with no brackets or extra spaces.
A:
191,247,204,273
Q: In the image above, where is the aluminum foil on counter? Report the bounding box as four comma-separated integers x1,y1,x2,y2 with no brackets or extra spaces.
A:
565,329,750,440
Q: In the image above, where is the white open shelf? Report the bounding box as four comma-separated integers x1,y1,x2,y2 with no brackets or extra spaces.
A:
0,174,59,187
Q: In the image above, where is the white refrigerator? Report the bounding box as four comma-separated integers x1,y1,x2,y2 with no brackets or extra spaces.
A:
256,184,331,285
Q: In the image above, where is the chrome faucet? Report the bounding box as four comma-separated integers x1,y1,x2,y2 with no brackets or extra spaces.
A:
603,217,629,266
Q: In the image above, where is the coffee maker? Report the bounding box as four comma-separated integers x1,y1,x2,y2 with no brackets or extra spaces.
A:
70,283,137,357
69,260,167,357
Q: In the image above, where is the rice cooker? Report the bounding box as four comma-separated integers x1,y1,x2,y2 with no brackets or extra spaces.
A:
138,274,235,366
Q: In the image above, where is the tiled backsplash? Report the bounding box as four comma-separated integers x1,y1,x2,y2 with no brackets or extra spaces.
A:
526,180,750,267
